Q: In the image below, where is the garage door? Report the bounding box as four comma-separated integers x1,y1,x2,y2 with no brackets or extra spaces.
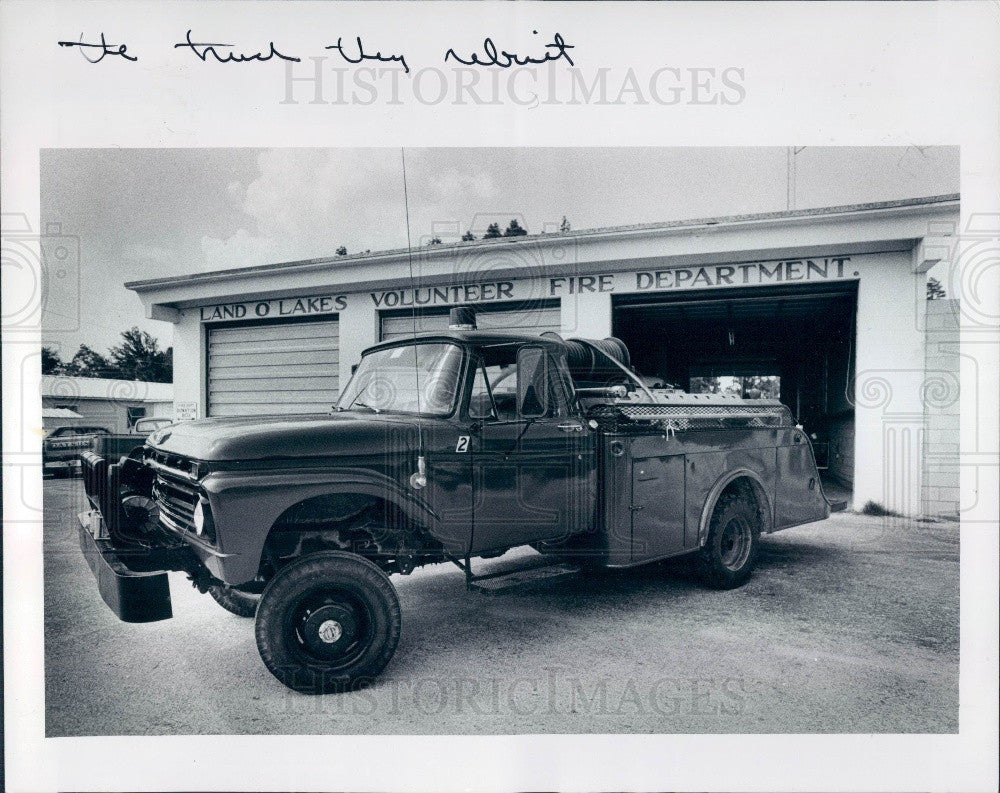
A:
207,319,340,416
380,301,562,342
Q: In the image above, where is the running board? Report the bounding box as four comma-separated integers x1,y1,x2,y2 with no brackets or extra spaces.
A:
452,555,580,594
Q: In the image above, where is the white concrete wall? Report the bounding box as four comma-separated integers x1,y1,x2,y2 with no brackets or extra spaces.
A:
149,400,174,419
42,399,124,434
170,308,206,419
337,300,379,392
852,251,927,514
561,292,612,338
922,298,960,516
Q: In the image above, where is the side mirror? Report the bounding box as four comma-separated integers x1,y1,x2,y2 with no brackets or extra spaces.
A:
517,346,550,418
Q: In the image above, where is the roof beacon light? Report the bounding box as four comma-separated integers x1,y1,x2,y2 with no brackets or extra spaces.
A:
449,306,477,330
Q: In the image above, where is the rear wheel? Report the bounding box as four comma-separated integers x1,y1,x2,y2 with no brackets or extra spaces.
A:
255,551,401,694
696,490,761,589
209,584,261,618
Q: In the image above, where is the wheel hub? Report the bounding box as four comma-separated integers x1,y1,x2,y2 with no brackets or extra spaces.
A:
719,517,751,570
317,619,343,644
300,602,359,659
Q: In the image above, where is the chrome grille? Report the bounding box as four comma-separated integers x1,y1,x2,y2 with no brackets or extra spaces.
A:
147,448,201,479
152,470,199,535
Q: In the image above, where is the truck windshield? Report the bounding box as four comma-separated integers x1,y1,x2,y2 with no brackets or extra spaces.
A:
337,342,464,416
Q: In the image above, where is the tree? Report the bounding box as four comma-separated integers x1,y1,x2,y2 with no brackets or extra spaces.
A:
41,346,62,374
560,216,571,233
461,230,475,242
336,246,347,256
503,219,528,237
109,327,171,383
927,277,946,300
65,344,115,378
689,376,721,394
428,237,442,245
742,375,780,400
483,222,502,239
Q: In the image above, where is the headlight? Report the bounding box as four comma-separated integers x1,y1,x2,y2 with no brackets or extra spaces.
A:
193,498,205,535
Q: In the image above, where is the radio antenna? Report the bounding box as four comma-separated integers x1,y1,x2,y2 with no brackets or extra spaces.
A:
401,148,427,488
401,148,419,345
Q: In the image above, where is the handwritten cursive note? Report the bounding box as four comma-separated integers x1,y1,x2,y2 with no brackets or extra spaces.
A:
57,30,578,73
444,32,575,68
57,33,137,63
326,36,409,74
173,29,300,63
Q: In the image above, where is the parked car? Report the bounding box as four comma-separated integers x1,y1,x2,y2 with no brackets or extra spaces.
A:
77,308,830,694
131,417,174,434
43,425,111,475
45,420,174,477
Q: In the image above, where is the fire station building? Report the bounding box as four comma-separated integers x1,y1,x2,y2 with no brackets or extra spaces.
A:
127,195,961,517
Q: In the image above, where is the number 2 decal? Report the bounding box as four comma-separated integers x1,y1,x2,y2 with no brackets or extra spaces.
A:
455,436,470,453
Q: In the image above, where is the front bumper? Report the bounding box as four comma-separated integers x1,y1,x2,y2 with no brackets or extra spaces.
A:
77,451,207,623
77,510,173,623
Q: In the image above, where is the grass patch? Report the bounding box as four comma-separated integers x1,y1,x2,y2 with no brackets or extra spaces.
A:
860,500,903,517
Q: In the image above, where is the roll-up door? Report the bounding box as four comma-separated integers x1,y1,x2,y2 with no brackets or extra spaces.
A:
380,301,562,342
207,318,339,416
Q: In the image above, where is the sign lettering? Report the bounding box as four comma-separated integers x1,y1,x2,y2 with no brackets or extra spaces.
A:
200,294,347,322
632,257,851,291
198,257,858,324
370,282,515,308
546,257,855,297
174,402,197,421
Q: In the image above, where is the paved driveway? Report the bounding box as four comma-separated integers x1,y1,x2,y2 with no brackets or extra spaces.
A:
44,478,958,735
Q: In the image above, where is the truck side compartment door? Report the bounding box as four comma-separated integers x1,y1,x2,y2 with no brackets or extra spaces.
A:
773,430,830,529
631,453,686,562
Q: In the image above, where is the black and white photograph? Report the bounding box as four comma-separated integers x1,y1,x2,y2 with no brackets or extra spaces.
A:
3,3,999,793
39,145,963,736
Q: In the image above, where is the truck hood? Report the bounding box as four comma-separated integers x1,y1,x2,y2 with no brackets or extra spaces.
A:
146,412,426,462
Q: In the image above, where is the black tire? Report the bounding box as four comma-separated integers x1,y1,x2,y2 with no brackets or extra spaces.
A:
209,584,261,618
696,490,761,589
254,551,401,694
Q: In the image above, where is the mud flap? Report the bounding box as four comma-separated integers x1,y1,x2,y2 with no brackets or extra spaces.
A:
78,513,173,623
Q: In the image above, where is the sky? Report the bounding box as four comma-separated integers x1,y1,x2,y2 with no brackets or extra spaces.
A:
40,146,959,356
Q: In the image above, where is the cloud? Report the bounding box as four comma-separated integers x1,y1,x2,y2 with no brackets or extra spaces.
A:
201,149,404,270
123,243,181,268
200,228,302,271
425,168,494,202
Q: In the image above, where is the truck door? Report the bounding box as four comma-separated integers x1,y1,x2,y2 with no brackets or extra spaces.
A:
469,345,595,554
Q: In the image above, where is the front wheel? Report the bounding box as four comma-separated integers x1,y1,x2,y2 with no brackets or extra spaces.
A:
696,491,761,589
254,551,401,694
